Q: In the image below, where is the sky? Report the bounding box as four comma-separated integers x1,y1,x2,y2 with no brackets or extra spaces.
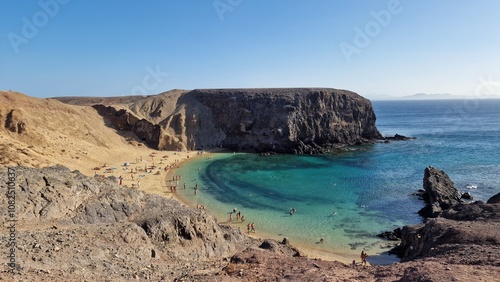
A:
1,0,500,100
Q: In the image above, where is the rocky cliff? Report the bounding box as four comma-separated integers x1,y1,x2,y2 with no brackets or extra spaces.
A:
68,88,382,154
391,167,500,268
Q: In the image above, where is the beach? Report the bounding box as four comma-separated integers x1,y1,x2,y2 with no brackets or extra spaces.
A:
163,151,371,265
80,146,363,264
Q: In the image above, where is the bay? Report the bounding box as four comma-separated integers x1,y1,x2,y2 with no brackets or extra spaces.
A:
173,98,500,265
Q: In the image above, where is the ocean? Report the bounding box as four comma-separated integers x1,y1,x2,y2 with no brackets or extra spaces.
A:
173,98,500,265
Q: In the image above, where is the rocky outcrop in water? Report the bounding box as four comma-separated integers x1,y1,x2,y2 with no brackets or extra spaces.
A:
391,167,500,268
418,166,462,218
71,88,382,154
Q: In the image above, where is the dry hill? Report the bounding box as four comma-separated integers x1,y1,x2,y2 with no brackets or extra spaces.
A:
1,90,126,169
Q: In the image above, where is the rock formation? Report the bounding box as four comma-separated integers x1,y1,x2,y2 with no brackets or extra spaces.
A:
391,167,500,268
394,202,500,264
418,166,462,218
0,166,256,280
60,88,383,154
487,192,500,204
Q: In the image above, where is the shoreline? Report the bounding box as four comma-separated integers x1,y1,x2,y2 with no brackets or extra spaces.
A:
79,146,395,266
165,151,379,265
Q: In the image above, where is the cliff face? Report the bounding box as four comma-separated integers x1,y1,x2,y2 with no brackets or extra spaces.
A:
86,88,382,154
176,88,381,153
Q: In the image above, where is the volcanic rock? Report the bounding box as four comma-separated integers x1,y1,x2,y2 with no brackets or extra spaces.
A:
487,192,500,204
391,167,500,268
418,166,462,218
0,166,254,280
384,133,416,141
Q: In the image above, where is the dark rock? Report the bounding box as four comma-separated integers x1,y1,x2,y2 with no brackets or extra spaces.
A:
441,202,500,221
418,166,462,218
384,134,416,141
377,228,402,241
461,191,473,200
412,189,426,200
487,192,500,204
230,254,246,264
282,237,290,245
259,240,277,250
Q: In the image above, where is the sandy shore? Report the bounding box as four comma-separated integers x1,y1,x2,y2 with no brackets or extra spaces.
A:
75,146,377,265
155,151,369,265
78,147,198,199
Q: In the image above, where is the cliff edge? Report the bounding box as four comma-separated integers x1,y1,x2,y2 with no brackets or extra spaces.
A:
63,88,382,154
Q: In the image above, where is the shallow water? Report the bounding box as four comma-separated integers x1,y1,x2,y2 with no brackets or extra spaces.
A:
173,99,500,265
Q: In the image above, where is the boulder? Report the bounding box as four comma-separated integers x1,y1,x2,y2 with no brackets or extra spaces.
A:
461,191,473,200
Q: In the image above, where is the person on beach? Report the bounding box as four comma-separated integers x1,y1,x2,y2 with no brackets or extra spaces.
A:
229,213,233,223
246,223,250,234
194,187,197,195
236,211,241,220
250,222,255,233
240,215,245,222
119,176,123,185
361,251,368,266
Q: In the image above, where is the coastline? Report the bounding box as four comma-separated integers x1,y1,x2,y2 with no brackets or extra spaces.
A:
165,151,379,265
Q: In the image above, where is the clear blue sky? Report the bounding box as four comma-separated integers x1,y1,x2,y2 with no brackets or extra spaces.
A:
1,0,499,99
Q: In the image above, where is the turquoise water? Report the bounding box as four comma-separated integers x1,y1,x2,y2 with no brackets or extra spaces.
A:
173,99,500,265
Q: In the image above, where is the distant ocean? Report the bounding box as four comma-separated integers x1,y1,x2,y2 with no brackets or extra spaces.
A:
173,99,500,265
